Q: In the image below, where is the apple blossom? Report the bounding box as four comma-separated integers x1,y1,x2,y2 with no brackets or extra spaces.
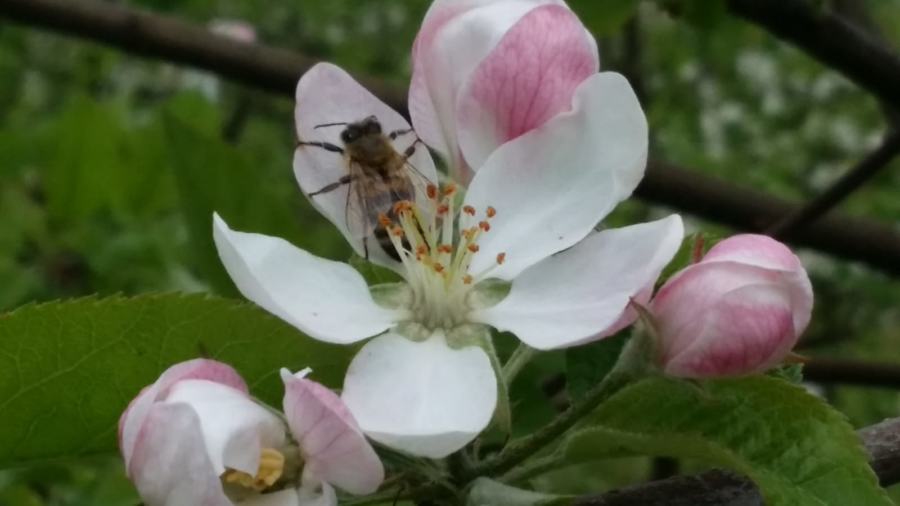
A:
410,0,599,182
213,59,683,458
119,359,383,506
649,234,814,378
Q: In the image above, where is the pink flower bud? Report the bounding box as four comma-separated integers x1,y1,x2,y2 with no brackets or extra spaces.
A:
118,360,382,506
410,0,598,183
649,234,813,378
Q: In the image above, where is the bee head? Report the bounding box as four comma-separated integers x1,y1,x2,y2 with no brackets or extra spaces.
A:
341,116,382,144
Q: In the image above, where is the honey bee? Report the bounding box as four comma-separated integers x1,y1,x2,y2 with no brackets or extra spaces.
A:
298,115,433,261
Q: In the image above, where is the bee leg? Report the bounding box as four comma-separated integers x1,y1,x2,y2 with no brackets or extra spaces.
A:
388,128,414,140
402,137,425,159
309,175,354,197
297,140,344,154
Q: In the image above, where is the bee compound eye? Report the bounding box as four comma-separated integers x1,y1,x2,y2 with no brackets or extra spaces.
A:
366,119,382,134
341,129,355,143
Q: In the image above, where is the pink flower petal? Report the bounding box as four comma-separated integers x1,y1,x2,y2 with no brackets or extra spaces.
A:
409,0,566,181
280,369,384,495
127,402,231,506
456,4,598,170
650,261,784,360
663,284,797,378
704,234,803,272
119,359,247,467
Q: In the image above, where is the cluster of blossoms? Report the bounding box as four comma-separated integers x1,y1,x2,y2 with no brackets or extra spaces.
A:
121,0,813,504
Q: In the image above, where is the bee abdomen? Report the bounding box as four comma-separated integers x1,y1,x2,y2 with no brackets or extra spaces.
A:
374,226,403,262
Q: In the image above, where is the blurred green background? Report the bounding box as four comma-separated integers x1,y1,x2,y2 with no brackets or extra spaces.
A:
0,0,898,503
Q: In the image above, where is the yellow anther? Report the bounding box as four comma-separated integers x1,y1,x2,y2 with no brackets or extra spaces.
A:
486,206,497,218
463,275,474,285
479,221,491,232
378,212,392,227
467,243,480,253
438,244,453,254
463,205,476,216
426,184,438,200
443,183,457,196
221,448,285,492
496,252,506,265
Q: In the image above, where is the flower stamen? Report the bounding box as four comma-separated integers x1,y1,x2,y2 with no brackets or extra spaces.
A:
221,448,285,492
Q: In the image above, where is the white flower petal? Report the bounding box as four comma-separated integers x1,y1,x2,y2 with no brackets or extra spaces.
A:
298,482,338,506
213,214,400,344
294,63,438,268
166,379,286,476
341,332,497,458
473,216,683,349
240,488,302,506
462,72,648,280
119,359,248,471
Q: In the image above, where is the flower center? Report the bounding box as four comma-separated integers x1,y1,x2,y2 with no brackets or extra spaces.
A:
221,447,285,492
380,183,504,330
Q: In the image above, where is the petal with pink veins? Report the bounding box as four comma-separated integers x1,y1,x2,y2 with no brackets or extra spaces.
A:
472,215,683,349
213,214,401,344
663,284,797,378
294,63,437,268
461,72,648,280
341,332,497,458
410,0,560,176
281,369,384,495
702,234,813,332
455,4,598,169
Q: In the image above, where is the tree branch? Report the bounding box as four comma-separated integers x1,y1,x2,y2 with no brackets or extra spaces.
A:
766,130,900,238
804,358,900,390
573,417,900,505
727,0,900,112
640,161,900,275
2,0,900,274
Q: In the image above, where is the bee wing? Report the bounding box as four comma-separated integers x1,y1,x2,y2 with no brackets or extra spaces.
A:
401,158,439,227
343,164,376,242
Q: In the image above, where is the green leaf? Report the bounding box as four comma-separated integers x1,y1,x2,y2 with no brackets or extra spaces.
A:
569,0,641,36
162,94,349,295
561,376,891,506
565,333,628,402
348,253,402,285
0,293,354,468
467,478,571,506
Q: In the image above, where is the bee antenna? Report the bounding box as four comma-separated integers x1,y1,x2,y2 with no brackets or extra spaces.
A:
314,122,349,129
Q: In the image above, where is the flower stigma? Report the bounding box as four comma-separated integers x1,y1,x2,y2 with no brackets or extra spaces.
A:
380,183,504,332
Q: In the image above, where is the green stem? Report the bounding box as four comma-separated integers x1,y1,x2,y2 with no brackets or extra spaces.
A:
500,452,564,484
464,334,653,481
502,343,537,386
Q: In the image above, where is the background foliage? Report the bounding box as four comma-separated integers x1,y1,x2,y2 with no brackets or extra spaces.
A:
0,0,898,503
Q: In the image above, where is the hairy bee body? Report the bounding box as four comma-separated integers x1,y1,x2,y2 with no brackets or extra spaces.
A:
302,115,425,261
